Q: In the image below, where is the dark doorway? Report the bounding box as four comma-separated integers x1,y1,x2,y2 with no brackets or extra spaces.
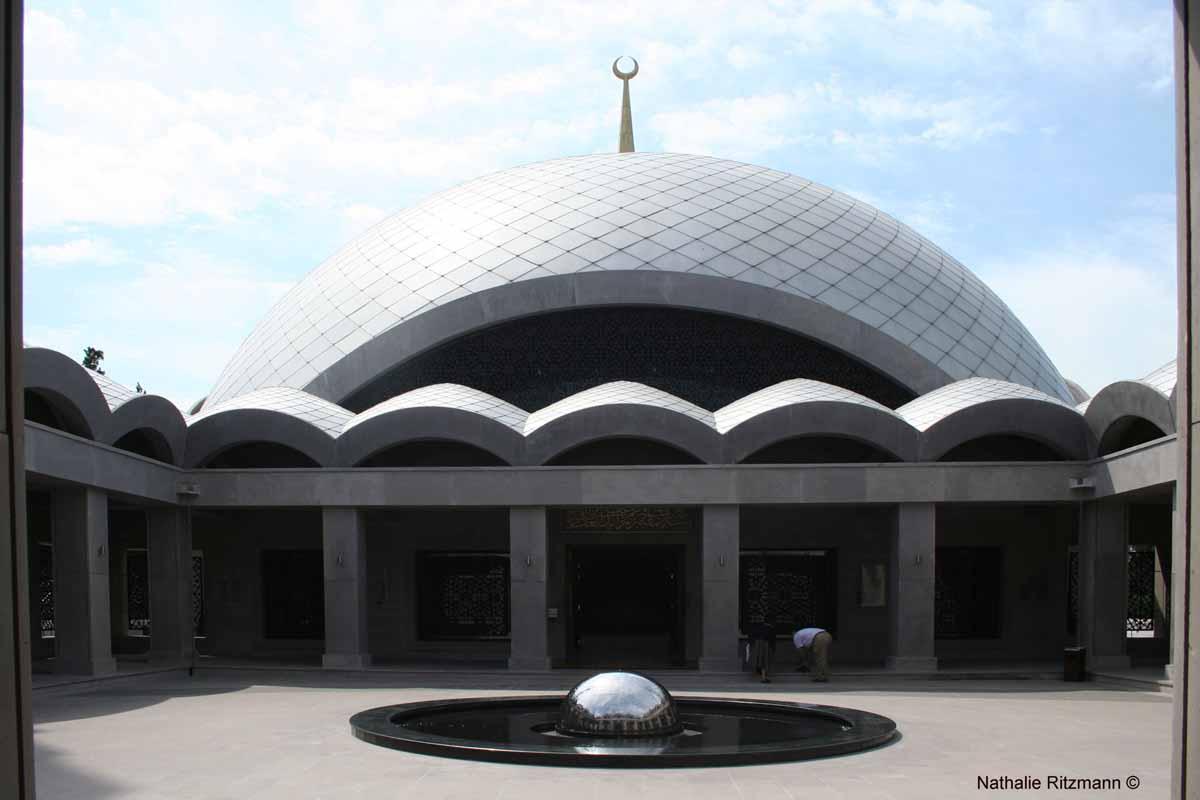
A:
261,550,324,640
935,547,1003,639
567,545,684,668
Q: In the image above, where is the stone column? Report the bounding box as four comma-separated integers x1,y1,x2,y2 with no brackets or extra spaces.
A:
0,4,29,794
699,505,740,672
509,507,549,670
1079,501,1130,670
1169,487,1179,683
148,508,193,665
1173,3,1200,794
322,508,370,669
887,503,937,672
52,487,116,676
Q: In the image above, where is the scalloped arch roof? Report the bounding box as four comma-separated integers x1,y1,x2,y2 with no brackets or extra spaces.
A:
206,152,1072,408
86,370,138,411
1076,358,1176,413
1139,359,1177,396
345,384,527,433
183,377,1090,451
524,382,710,435
897,377,1070,432
714,379,894,434
188,387,352,435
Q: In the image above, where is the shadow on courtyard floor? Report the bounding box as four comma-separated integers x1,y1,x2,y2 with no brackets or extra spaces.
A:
33,741,135,798
32,672,246,724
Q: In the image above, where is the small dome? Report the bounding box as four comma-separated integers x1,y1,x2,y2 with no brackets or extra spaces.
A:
557,671,682,737
1063,378,1090,405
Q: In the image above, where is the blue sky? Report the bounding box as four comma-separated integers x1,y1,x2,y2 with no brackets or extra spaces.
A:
23,1,1176,409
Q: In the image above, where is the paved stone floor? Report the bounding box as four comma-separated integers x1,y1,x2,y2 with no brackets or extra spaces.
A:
32,669,1171,799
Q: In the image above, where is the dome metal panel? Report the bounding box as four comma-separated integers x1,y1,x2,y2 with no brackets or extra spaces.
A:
206,153,1072,409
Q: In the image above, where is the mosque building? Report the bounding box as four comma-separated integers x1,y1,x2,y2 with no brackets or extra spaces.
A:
20,60,1176,676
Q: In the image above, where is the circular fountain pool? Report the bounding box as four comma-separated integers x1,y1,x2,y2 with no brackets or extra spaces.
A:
349,671,897,767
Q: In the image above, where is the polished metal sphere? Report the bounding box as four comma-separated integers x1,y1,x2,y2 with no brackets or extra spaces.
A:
556,671,683,737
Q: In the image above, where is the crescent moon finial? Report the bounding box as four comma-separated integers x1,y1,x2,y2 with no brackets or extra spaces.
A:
612,57,639,81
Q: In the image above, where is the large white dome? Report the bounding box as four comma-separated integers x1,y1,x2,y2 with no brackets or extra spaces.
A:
206,152,1071,408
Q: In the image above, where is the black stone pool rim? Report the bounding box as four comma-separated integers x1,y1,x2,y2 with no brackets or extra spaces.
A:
349,695,898,767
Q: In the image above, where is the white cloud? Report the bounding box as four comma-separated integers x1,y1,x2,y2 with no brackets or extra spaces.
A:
63,254,297,409
25,238,124,267
890,0,992,35
23,324,84,359
19,2,1176,405
726,45,767,71
1021,1,1172,91
829,129,898,165
834,185,958,243
341,204,389,237
25,9,80,74
983,247,1176,394
652,83,1015,165
650,93,801,160
892,193,957,241
857,92,1017,147
22,61,604,232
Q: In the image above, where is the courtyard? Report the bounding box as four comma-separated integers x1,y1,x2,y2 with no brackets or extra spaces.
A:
32,668,1171,799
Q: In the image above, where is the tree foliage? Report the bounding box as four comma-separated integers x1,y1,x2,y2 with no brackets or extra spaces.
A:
82,346,105,375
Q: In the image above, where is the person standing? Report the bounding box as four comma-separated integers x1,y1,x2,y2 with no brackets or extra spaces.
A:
747,620,775,683
793,627,833,682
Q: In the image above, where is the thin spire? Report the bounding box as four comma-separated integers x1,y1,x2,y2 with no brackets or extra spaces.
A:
612,57,639,153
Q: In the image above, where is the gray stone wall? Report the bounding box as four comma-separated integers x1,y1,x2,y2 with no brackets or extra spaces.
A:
364,508,509,663
107,509,149,656
936,504,1075,662
740,505,892,665
191,509,323,658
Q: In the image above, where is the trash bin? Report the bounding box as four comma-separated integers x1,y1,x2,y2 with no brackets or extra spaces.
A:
1064,646,1086,681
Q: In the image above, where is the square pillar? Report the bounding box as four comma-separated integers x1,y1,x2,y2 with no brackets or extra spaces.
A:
1079,501,1130,670
52,487,116,676
148,508,194,665
887,503,938,672
509,507,549,670
700,505,739,672
1168,486,1178,682
322,508,370,669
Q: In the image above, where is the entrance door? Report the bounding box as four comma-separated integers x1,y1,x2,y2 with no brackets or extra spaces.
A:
567,545,684,668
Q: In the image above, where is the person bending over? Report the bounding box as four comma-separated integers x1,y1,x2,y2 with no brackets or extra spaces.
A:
793,626,833,682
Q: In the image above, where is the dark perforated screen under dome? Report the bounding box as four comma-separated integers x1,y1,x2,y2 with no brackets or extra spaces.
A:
341,307,916,413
